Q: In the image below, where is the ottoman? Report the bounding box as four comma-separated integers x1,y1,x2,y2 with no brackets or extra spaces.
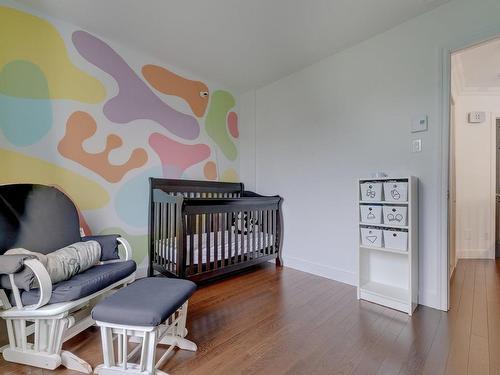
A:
92,277,197,375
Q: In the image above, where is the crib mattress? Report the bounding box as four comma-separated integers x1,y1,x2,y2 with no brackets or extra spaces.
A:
155,229,274,265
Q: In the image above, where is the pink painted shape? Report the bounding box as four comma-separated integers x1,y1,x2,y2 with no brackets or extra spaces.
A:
149,133,210,178
72,31,200,140
227,112,239,138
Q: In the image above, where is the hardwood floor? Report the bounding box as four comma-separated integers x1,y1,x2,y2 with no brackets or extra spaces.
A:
0,259,499,374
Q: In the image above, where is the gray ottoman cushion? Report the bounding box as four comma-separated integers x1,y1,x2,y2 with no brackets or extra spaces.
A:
92,278,196,326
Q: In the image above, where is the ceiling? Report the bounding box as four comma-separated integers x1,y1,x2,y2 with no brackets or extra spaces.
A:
16,0,449,93
453,37,500,95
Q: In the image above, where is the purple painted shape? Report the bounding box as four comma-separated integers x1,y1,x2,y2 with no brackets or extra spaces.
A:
72,31,199,140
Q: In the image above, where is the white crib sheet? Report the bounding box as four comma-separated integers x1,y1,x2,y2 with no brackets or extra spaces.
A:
155,229,274,265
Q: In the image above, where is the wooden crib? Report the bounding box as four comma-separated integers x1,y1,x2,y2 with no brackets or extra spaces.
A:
148,178,284,282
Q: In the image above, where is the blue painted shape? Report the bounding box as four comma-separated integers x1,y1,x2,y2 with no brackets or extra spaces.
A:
0,94,52,146
115,166,163,228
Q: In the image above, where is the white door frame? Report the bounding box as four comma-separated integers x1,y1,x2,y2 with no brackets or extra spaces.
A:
493,114,500,260
490,113,498,260
439,29,500,311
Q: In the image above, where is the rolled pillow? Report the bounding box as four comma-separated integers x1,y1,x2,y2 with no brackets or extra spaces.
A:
0,255,35,291
5,240,101,286
82,234,120,261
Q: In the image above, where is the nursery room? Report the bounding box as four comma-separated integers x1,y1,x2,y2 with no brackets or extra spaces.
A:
1,0,500,374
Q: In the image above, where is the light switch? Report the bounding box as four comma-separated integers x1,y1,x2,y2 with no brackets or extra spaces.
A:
411,115,428,133
412,139,422,153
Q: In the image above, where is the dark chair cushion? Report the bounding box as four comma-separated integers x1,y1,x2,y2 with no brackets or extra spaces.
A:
82,234,120,261
15,260,136,306
91,278,196,326
0,185,81,255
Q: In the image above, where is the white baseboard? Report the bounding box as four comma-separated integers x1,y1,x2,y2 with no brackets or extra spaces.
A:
283,255,356,286
457,249,493,259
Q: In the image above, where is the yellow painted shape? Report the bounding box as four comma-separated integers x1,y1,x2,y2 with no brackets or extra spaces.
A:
0,6,105,103
0,148,109,210
221,168,239,183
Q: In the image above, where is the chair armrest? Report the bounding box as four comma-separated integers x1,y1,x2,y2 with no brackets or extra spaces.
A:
117,237,132,261
1,258,52,310
22,258,52,310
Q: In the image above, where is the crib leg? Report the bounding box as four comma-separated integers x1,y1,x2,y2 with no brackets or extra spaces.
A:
276,254,284,267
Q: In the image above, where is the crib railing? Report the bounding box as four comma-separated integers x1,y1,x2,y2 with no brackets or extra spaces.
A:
149,183,283,282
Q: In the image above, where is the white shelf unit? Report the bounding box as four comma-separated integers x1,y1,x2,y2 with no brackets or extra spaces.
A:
357,176,418,315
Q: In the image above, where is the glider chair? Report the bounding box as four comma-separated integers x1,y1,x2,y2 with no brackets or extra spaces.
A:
0,184,136,373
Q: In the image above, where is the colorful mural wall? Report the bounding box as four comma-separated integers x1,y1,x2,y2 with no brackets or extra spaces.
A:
0,4,240,270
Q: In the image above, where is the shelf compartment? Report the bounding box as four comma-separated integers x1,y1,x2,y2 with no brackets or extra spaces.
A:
359,281,410,313
360,245,408,256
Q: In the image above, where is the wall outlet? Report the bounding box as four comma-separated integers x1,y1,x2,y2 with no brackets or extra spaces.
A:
468,111,486,124
411,139,422,153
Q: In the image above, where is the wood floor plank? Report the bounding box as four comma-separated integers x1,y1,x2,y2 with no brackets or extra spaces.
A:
486,261,500,375
1,260,499,375
468,261,490,374
444,259,476,375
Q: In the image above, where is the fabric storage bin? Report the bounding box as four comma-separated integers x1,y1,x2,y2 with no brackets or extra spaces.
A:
360,205,382,224
360,182,382,202
360,227,383,248
383,181,408,202
382,205,408,226
383,230,408,251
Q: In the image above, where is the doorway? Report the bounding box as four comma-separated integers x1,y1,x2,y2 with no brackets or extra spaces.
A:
448,37,500,307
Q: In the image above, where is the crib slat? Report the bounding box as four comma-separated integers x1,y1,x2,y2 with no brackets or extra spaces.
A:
171,203,176,273
264,209,268,255
167,203,171,273
197,214,203,274
189,214,194,275
153,203,158,266
252,210,257,259
228,212,233,265
159,203,164,269
166,203,170,273
233,211,238,264
268,210,272,256
214,213,219,269
221,213,226,267
206,213,211,271
246,211,251,261
272,209,277,255
240,212,244,263
162,203,167,270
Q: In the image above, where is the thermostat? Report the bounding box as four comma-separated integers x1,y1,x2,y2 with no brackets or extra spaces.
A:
411,115,428,133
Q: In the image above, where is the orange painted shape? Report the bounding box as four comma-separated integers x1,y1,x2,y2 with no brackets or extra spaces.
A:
204,161,217,180
58,111,148,183
142,64,209,117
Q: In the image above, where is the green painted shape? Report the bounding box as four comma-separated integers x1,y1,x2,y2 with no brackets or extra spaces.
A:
205,90,237,161
99,227,148,264
0,60,50,98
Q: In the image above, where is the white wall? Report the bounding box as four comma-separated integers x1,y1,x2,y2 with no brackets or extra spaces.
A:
453,95,499,259
239,0,500,310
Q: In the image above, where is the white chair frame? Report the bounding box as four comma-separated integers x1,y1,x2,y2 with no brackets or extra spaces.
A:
0,238,135,373
94,301,197,375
